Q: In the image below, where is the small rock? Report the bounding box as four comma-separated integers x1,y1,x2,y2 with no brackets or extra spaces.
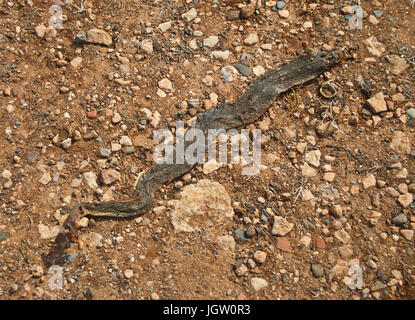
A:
158,78,173,91
272,216,294,236
99,169,121,185
389,131,411,154
70,57,82,68
364,36,385,57
182,8,197,22
221,66,238,82
30,265,44,278
278,9,290,18
250,278,268,291
311,263,324,278
158,21,172,32
211,50,230,61
398,193,413,208
35,25,47,38
120,136,133,146
203,36,219,48
86,29,112,46
253,65,265,77
216,235,236,251
39,173,51,185
38,224,60,240
240,6,255,19
243,33,259,46
112,112,122,124
140,39,153,55
334,230,351,244
400,229,414,241
367,93,387,114
83,172,98,189
61,138,72,150
392,214,407,226
276,237,292,252
124,269,134,279
362,174,376,189
253,251,267,264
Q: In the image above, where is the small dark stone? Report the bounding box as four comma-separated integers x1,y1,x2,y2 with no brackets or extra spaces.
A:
311,263,324,278
234,227,249,242
26,150,40,164
392,213,407,226
0,232,8,242
226,10,240,21
234,63,250,77
122,146,136,155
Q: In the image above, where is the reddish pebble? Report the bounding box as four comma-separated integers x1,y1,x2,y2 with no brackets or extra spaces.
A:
277,237,292,252
316,238,326,249
87,110,97,119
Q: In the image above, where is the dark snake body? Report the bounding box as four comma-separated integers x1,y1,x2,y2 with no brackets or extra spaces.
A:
44,48,345,266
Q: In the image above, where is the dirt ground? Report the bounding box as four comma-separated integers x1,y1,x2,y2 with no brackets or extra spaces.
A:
0,0,414,300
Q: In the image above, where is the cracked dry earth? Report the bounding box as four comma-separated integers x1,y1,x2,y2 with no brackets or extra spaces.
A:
0,0,415,300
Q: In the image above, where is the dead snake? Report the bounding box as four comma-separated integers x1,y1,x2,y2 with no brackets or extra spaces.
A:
43,48,345,266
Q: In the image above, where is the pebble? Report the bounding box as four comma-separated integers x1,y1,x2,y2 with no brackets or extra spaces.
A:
112,112,122,123
182,8,197,22
392,213,407,226
140,39,153,55
253,251,267,264
278,9,290,19
83,172,98,189
234,227,249,242
311,263,324,278
39,173,51,185
26,151,40,164
243,33,259,46
252,65,265,77
211,50,230,62
158,78,173,91
120,136,133,146
70,57,82,68
215,235,236,251
124,269,134,279
158,21,171,32
30,265,44,278
362,174,376,189
61,138,72,150
85,29,112,46
0,232,8,242
334,230,351,244
99,169,121,185
203,36,219,48
272,216,294,236
400,229,414,241
221,66,238,82
240,6,255,19
276,237,292,252
406,108,415,119
276,1,286,9
250,278,268,291
366,93,387,114
398,193,413,208
38,223,60,240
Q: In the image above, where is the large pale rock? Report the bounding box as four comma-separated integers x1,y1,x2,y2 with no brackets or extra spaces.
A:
170,180,233,233
86,29,112,46
271,216,294,236
366,92,387,113
389,131,411,154
364,37,385,57
387,55,409,75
